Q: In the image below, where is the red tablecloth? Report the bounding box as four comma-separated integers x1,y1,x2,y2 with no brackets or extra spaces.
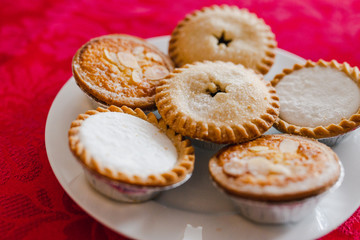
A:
1,0,360,239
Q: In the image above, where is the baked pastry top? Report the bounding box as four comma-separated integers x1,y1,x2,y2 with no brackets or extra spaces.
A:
72,34,173,110
209,134,341,201
155,61,279,144
169,5,276,74
272,59,360,138
68,106,195,186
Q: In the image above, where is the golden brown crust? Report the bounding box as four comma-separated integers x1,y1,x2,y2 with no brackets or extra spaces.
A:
169,4,276,74
271,59,360,139
155,61,280,144
209,134,341,202
68,105,195,187
72,34,174,111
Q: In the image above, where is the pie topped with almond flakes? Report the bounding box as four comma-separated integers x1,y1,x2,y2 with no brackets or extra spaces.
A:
209,134,341,201
72,34,173,110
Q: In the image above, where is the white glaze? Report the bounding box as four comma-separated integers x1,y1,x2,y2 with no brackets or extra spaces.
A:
276,66,360,127
79,112,177,178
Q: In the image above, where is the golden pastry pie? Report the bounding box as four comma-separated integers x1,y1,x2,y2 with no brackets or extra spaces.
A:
72,34,174,111
271,59,360,140
169,5,276,74
155,61,279,144
68,105,195,187
209,134,341,202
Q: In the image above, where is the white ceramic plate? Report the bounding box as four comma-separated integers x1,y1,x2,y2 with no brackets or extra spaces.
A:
45,36,360,240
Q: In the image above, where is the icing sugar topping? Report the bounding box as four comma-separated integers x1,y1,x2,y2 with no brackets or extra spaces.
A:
79,112,178,178
276,66,360,127
170,62,271,125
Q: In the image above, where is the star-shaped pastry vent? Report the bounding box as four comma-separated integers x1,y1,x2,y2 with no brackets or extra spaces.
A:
215,31,232,46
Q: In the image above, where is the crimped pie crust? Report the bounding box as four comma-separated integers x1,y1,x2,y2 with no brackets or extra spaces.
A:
209,134,341,202
155,61,280,144
169,4,276,74
72,34,174,111
68,105,195,186
271,59,360,139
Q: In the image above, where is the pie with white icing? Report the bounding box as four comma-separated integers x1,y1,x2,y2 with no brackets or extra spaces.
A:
209,134,341,201
272,59,360,139
72,34,174,111
155,61,279,144
169,5,276,74
68,105,195,186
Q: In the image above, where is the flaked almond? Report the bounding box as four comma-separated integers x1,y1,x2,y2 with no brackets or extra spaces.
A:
104,49,119,65
249,146,269,152
223,160,246,177
248,156,271,176
269,164,291,176
146,52,163,62
137,60,148,66
144,65,169,80
279,139,299,153
117,52,140,69
132,46,144,55
131,70,142,84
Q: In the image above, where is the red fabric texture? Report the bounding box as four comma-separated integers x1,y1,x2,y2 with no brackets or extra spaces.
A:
1,0,360,239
